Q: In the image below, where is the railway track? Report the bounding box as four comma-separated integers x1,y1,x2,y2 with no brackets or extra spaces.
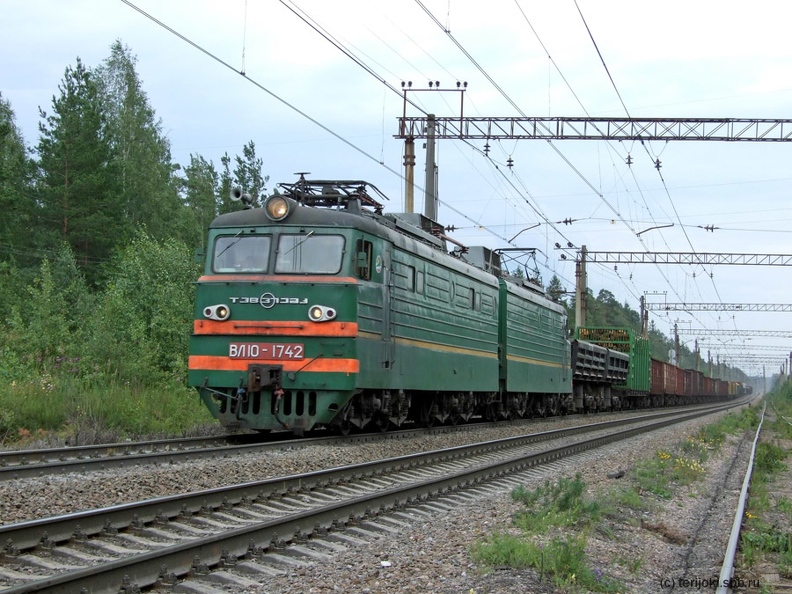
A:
0,404,726,480
0,419,546,480
0,398,747,593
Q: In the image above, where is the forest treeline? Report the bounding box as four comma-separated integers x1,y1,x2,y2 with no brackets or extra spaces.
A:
0,41,686,441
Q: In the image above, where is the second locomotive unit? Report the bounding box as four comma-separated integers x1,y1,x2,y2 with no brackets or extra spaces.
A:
188,177,737,434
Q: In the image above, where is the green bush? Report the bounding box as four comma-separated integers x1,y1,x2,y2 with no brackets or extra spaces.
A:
0,233,212,444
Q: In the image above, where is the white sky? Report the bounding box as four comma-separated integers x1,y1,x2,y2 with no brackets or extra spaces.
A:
2,0,791,376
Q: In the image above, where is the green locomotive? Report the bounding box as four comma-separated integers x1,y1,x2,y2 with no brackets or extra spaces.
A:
188,178,573,434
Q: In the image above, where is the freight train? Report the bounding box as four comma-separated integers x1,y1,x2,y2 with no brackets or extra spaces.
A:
188,178,748,434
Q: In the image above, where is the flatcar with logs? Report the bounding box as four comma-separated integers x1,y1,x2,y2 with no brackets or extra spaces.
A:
188,178,747,434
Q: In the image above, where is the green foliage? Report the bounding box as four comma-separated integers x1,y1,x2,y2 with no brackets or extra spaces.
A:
633,454,673,499
37,57,124,287
755,441,787,476
0,92,37,263
611,486,646,510
546,274,565,304
511,474,603,533
0,42,275,444
473,475,623,591
0,233,208,443
0,375,214,444
96,41,196,247
0,247,91,382
218,141,270,214
743,519,792,554
84,231,199,385
471,533,622,592
180,154,220,248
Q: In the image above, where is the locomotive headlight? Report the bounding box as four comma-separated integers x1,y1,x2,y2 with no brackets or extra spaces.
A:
264,196,290,221
308,305,336,322
204,304,231,321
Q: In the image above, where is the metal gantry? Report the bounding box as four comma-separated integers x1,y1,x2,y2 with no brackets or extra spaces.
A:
646,303,792,312
584,252,792,266
698,345,792,352
677,329,792,338
396,117,792,142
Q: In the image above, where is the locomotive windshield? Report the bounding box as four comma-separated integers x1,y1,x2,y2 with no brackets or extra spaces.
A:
275,234,344,274
213,235,271,273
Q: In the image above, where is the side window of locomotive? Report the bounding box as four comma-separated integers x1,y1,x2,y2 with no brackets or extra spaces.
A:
276,234,345,274
354,239,373,280
213,235,271,273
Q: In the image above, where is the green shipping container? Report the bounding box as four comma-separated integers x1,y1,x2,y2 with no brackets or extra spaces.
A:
574,327,650,394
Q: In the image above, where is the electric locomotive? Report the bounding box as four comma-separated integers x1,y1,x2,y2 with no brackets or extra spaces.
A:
188,177,573,434
188,177,742,435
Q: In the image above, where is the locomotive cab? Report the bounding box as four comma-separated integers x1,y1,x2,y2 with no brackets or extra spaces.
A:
188,182,388,434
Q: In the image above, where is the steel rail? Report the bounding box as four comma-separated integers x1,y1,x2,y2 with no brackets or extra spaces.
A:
0,406,707,480
716,402,766,593
0,420,530,480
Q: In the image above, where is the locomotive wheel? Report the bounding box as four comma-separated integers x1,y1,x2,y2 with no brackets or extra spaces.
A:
420,401,439,428
336,420,353,436
369,412,389,433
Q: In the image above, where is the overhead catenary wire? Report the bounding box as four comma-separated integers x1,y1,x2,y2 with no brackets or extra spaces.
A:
572,0,722,331
119,0,514,246
414,0,696,310
279,0,573,284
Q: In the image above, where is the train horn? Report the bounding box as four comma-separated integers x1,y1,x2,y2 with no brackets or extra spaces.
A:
230,186,254,208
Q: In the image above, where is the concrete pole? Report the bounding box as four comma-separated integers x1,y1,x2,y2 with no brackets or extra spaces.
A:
404,138,415,213
424,114,437,220
574,245,587,331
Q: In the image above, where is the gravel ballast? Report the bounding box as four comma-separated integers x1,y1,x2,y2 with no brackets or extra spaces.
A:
0,406,755,593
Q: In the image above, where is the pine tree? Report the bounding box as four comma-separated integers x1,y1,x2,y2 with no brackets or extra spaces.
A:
234,140,269,206
36,58,121,286
0,93,36,265
546,274,566,304
95,40,184,242
218,141,270,214
180,154,219,248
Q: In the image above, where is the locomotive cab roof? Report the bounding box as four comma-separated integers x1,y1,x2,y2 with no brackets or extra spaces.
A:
210,177,545,286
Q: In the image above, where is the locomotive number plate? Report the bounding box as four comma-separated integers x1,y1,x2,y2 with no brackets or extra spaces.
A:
228,342,304,360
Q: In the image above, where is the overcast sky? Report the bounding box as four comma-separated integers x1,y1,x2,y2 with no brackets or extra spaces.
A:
3,0,791,375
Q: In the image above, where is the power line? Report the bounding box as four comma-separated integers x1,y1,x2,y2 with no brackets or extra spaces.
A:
119,0,513,247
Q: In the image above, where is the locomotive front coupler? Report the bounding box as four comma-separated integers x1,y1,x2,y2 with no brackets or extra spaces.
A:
248,364,292,431
247,364,283,392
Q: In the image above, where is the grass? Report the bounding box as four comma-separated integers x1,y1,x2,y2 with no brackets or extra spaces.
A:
0,375,217,446
741,436,791,571
471,532,623,592
511,474,604,533
630,406,759,500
